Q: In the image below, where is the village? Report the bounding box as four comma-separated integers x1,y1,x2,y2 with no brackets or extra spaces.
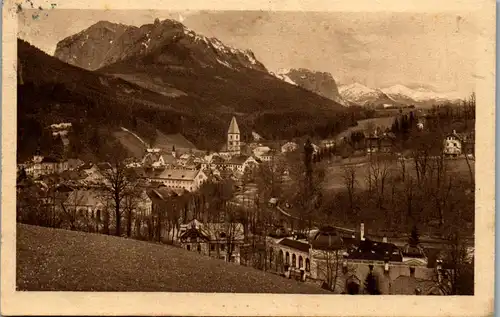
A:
16,107,475,295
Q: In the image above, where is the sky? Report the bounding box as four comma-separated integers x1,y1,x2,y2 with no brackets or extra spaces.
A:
18,9,480,96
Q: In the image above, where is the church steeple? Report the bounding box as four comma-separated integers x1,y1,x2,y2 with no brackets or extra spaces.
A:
228,116,240,134
227,116,241,155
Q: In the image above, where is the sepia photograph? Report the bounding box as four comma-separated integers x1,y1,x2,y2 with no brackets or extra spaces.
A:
1,0,495,316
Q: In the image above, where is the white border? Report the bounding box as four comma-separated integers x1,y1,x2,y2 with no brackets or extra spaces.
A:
1,0,496,316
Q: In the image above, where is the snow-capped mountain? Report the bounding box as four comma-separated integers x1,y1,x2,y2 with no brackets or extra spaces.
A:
55,19,267,72
381,84,463,105
339,83,395,107
271,68,350,106
270,69,298,86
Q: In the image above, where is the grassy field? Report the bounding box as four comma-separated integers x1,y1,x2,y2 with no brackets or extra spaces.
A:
16,224,328,293
336,116,397,140
323,156,474,192
113,130,147,159
112,127,200,158
154,130,198,153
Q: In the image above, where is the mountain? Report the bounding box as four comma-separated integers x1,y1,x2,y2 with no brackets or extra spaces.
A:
20,20,371,161
381,84,463,106
339,83,395,107
55,19,267,73
271,68,349,107
17,38,205,162
51,20,371,143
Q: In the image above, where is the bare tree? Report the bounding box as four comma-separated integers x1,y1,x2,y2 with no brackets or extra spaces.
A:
315,249,356,293
100,160,138,236
342,164,357,216
434,229,474,295
61,189,85,231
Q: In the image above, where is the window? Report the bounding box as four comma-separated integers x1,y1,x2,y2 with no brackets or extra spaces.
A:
221,244,225,251
210,244,215,252
410,267,415,277
292,254,296,267
299,256,303,269
305,258,310,272
187,244,191,251
197,244,201,252
285,252,290,265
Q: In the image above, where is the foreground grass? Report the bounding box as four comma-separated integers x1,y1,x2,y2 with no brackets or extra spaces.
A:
16,224,328,293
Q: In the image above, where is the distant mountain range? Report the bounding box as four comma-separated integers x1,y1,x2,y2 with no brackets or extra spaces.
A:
271,69,464,108
339,83,463,108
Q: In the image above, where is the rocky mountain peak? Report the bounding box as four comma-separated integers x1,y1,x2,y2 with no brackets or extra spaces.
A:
272,68,349,106
54,19,267,72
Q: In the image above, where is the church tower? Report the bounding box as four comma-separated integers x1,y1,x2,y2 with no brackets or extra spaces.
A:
227,116,241,156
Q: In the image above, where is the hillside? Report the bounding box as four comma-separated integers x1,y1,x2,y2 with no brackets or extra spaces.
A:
17,224,328,293
52,20,374,142
20,23,375,162
17,38,225,162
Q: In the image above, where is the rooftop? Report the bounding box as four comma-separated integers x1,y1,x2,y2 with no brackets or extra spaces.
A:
17,224,328,293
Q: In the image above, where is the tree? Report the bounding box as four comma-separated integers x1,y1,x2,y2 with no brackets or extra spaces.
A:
316,248,356,293
100,158,138,237
50,135,65,159
342,164,357,216
409,224,420,246
61,189,85,231
434,231,474,295
364,271,381,294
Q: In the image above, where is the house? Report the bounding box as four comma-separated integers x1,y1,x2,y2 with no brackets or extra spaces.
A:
259,149,279,163
62,189,110,232
141,149,176,168
179,219,245,263
320,140,335,149
264,223,439,294
253,146,271,157
25,155,69,179
281,141,299,153
145,186,186,240
146,168,208,192
78,163,109,186
366,133,396,154
443,130,463,156
224,155,259,174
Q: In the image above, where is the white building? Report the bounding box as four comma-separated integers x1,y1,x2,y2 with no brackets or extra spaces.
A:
149,168,208,192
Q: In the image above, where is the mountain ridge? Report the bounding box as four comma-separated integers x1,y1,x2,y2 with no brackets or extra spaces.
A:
271,68,350,107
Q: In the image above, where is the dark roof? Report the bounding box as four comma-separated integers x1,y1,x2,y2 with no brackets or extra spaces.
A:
279,238,310,253
77,162,93,171
228,155,250,165
180,228,210,242
347,239,403,262
402,244,426,258
17,224,328,293
311,227,344,250
41,156,60,163
96,162,112,171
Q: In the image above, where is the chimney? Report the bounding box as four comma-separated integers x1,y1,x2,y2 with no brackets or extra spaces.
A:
382,235,388,243
360,223,365,241
436,260,443,283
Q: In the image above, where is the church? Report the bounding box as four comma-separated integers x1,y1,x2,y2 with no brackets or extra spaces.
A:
219,116,241,157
